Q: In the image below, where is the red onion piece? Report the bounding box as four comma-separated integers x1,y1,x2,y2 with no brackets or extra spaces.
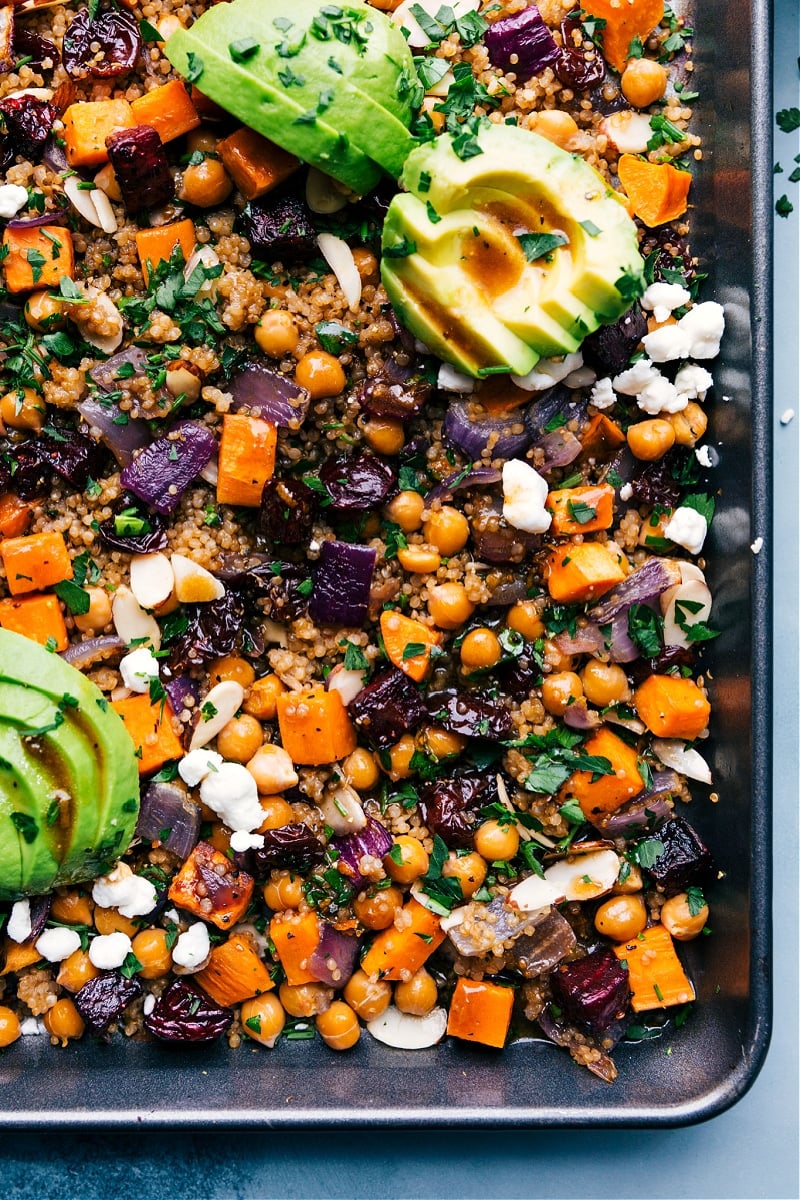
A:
537,429,582,471
89,346,150,391
120,421,217,513
524,386,586,439
60,634,124,669
424,466,501,506
553,625,608,658
229,362,310,428
164,674,200,719
309,924,361,988
599,611,640,663
136,781,200,861
589,776,677,838
443,398,532,460
330,817,392,892
308,540,376,628
591,559,682,624
484,5,560,77
42,138,69,174
563,700,602,731
6,211,69,230
78,398,151,469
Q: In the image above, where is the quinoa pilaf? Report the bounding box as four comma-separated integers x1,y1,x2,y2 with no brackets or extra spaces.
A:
0,0,724,1078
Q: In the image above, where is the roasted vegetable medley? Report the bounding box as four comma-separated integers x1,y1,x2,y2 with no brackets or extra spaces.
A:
0,0,725,1081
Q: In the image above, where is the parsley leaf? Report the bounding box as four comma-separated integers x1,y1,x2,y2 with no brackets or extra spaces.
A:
517,231,569,262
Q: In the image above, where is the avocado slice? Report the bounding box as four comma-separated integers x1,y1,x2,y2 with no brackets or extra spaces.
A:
0,630,140,901
382,125,645,377
166,0,418,189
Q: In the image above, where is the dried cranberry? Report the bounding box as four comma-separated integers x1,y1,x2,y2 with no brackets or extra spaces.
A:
0,439,53,499
106,125,173,212
145,978,233,1044
75,971,142,1033
33,425,109,491
640,227,695,285
13,28,60,71
639,816,713,896
167,589,245,672
554,17,605,90
252,824,326,875
355,358,432,421
97,499,169,554
628,452,683,510
419,774,492,849
425,688,515,741
0,96,57,161
319,451,396,513
550,947,631,1035
258,477,317,549
62,7,141,79
349,669,427,749
581,305,648,378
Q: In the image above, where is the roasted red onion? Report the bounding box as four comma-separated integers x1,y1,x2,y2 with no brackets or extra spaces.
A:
590,782,675,838
537,429,583,471
229,362,311,428
591,559,682,623
562,700,602,731
60,634,124,669
308,924,361,987
443,397,532,460
120,421,217,513
78,393,152,468
136,781,200,861
330,817,393,892
6,211,69,230
424,466,501,506
308,540,376,628
484,5,560,77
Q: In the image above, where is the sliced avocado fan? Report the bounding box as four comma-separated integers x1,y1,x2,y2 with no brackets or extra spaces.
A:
0,630,140,901
166,0,419,192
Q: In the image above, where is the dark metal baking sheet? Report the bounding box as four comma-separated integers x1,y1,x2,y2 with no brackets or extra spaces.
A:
0,0,772,1128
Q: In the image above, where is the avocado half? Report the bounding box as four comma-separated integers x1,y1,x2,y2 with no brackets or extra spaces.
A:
381,125,646,377
166,0,419,193
0,629,140,902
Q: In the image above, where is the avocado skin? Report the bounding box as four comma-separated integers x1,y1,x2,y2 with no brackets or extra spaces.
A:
381,126,646,377
0,630,140,901
166,0,417,190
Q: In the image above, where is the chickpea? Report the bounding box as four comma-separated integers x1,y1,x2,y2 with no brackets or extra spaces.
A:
131,928,173,980
241,992,286,1047
474,818,520,863
621,58,668,108
361,415,405,456
535,109,579,148
668,402,708,447
385,490,425,533
258,795,294,831
73,587,113,634
263,869,304,910
24,290,66,332
0,387,45,433
351,246,379,283
243,674,286,721
661,891,709,941
541,671,584,717
612,863,644,894
43,997,85,1044
396,544,442,574
506,601,545,641
353,884,403,930
542,638,576,673
428,582,475,630
0,1005,21,1047
594,893,647,941
344,970,392,1021
179,157,233,207
210,655,256,690
295,350,346,398
442,850,487,899
394,968,438,1017
383,733,417,781
581,658,631,707
254,309,299,358
216,713,263,763
50,890,93,927
246,743,298,795
460,627,502,673
279,982,333,1018
94,906,138,938
384,835,429,884
423,506,470,556
342,746,380,791
418,726,466,761
627,419,676,461
316,999,360,1050
207,821,232,855
57,949,99,994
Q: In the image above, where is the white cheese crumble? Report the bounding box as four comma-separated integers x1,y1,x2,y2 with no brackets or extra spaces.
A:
637,373,685,415
780,408,795,426
178,748,224,787
0,184,30,219
694,444,714,468
590,377,617,410
511,351,583,392
619,483,634,501
613,358,661,395
678,301,725,359
89,931,132,970
119,645,160,693
20,1018,47,1036
199,761,263,833
230,830,266,853
92,864,157,918
35,927,81,963
501,460,551,534
641,281,691,323
674,363,714,401
664,506,708,555
172,922,210,971
750,537,763,555
641,323,692,363
437,362,474,392
7,899,32,944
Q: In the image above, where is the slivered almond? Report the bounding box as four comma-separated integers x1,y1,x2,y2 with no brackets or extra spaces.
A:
171,554,225,603
189,681,245,751
111,585,161,650
129,553,174,612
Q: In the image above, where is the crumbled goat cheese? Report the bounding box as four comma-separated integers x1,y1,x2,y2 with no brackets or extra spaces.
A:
89,932,132,970
92,865,157,918
199,761,263,833
178,748,224,787
35,927,82,963
641,323,693,363
172,922,210,970
511,351,583,392
678,301,725,359
641,281,692,323
7,899,32,944
590,377,617,410
619,483,634,501
437,362,474,392
750,537,763,555
780,408,795,425
501,459,552,534
119,646,160,693
674,363,714,401
637,374,685,415
613,358,661,395
230,830,266,853
20,1018,47,1036
694,444,714,468
0,184,30,219
664,506,708,554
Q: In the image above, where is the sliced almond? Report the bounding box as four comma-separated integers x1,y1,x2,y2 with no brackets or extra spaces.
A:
90,188,118,235
93,163,122,203
366,1006,447,1049
317,232,361,311
543,848,620,902
507,874,563,913
652,738,712,784
600,111,653,154
326,663,367,706
317,783,366,835
62,176,117,235
305,167,349,215
111,585,161,651
661,577,712,648
189,680,245,751
63,283,124,353
171,554,225,604
392,0,479,48
129,553,175,612
184,244,221,300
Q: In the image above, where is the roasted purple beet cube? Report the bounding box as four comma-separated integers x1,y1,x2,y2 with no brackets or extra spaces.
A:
144,979,232,1044
237,193,316,259
550,947,631,1036
349,669,427,749
309,540,376,629
106,125,173,211
74,971,142,1033
641,815,713,896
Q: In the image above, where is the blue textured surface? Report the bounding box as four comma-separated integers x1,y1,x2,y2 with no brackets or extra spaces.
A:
0,3,797,1195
